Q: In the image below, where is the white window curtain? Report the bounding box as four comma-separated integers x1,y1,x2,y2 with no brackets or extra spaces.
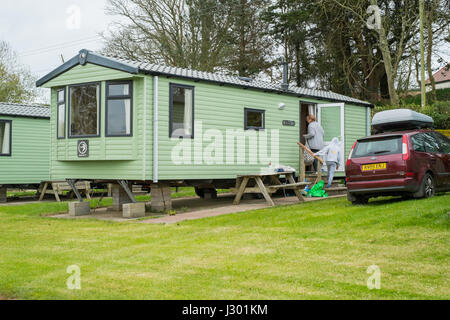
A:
184,89,193,136
1,122,11,154
96,87,101,135
125,100,131,135
308,105,317,117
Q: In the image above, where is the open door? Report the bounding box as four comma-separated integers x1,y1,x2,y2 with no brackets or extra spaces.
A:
317,103,345,172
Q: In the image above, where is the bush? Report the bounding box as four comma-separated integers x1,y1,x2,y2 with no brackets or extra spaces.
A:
402,88,450,105
373,101,450,129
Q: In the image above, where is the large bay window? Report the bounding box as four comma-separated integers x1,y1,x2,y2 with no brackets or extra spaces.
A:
69,83,100,138
170,83,194,139
0,120,12,156
106,81,132,137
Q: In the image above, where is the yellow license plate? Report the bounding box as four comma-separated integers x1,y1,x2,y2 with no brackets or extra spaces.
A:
362,163,387,171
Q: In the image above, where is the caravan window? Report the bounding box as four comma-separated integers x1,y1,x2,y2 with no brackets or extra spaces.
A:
57,88,66,139
106,81,133,137
245,108,265,130
69,83,101,138
0,120,12,156
170,84,194,139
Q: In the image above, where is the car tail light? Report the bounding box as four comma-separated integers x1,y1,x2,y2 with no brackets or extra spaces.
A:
347,141,357,166
406,172,415,177
402,135,410,160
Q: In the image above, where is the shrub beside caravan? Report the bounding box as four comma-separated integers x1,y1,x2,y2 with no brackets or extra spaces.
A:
36,49,373,215
0,103,50,202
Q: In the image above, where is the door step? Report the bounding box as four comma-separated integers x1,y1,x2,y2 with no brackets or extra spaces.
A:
324,187,348,196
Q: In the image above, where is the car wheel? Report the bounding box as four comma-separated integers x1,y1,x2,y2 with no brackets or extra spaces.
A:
352,196,369,205
414,173,435,199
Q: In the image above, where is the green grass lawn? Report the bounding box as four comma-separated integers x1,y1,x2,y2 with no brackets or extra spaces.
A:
0,193,449,300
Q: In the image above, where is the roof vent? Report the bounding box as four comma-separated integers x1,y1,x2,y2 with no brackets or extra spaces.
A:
238,76,253,83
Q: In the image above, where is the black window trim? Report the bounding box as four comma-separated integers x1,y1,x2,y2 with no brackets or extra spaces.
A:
169,83,195,139
68,81,102,139
244,107,265,131
105,80,133,137
57,87,66,139
0,119,12,157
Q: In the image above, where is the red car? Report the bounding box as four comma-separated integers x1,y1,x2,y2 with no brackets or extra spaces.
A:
346,129,450,204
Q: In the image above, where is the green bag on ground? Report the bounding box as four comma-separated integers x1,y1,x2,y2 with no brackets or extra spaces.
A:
308,181,329,198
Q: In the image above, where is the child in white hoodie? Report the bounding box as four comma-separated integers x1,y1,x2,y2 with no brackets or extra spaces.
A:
314,137,342,188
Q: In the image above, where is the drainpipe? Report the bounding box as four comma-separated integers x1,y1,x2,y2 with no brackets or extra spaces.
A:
153,76,159,183
281,60,289,91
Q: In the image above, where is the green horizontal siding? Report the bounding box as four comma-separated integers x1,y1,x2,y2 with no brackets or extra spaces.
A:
44,63,134,88
0,116,50,184
156,77,302,180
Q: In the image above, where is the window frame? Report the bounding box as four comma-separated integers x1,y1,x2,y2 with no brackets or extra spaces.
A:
105,80,133,137
57,87,66,139
169,83,195,139
0,119,12,157
244,107,265,131
68,81,102,139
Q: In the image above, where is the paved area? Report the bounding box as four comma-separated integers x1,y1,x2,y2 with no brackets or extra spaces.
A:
0,198,55,206
142,194,345,224
47,193,345,223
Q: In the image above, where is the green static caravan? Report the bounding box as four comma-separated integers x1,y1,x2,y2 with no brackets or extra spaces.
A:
0,103,50,202
36,49,373,193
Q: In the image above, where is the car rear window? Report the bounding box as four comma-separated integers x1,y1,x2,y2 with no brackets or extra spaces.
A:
352,136,402,158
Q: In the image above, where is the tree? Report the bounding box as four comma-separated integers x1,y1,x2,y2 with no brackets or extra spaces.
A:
264,0,313,87
225,0,275,77
103,0,274,76
103,0,233,71
424,0,449,102
0,41,37,103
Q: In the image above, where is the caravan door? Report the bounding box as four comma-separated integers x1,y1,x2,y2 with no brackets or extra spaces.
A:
317,103,345,172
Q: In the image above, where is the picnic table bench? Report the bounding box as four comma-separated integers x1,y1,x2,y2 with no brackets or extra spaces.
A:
232,171,307,207
38,181,91,202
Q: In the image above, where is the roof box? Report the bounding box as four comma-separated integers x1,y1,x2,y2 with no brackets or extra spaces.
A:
372,109,434,133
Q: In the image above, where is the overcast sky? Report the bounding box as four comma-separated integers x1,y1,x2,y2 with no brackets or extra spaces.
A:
0,0,112,78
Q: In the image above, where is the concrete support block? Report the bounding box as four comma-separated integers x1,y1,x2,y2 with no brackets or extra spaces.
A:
123,203,146,218
112,183,131,211
0,187,7,203
151,183,172,212
69,202,91,217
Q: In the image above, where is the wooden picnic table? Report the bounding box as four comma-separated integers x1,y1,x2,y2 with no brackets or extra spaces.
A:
232,171,308,207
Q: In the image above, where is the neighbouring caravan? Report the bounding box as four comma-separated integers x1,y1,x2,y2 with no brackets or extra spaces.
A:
0,103,50,202
36,49,373,214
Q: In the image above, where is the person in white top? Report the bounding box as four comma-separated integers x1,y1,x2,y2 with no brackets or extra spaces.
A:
315,137,342,188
